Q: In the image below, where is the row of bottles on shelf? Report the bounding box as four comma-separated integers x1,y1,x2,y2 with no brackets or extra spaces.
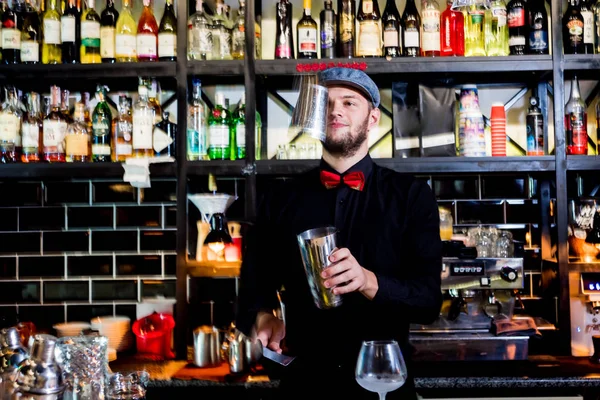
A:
274,0,550,59
0,0,177,64
0,77,178,163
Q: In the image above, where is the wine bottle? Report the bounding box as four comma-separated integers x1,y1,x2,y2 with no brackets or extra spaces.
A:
61,0,80,63
356,0,382,57
80,0,101,63
421,0,440,56
381,0,401,57
337,0,355,57
2,0,21,63
297,0,318,58
320,0,336,58
137,0,158,61
274,0,294,59
581,0,594,53
158,0,177,60
100,0,118,63
115,0,136,62
402,0,420,57
22,0,41,64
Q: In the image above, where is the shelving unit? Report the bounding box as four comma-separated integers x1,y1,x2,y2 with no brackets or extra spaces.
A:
0,0,594,360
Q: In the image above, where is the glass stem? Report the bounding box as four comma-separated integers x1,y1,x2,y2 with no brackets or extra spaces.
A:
378,393,387,400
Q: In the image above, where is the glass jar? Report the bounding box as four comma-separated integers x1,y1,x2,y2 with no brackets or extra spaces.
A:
495,230,514,258
439,207,454,241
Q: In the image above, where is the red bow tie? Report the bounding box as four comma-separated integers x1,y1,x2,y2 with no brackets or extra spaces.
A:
320,170,365,191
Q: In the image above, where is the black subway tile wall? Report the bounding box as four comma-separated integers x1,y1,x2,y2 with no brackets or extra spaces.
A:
0,179,176,326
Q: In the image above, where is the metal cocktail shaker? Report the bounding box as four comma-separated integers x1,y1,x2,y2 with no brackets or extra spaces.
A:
297,226,343,309
290,75,328,142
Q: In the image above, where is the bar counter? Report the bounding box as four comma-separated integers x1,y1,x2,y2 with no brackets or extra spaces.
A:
109,355,600,399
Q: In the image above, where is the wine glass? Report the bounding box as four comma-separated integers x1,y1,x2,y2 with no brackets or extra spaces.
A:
355,340,407,400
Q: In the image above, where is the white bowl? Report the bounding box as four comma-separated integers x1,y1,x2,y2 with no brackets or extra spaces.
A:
53,322,91,337
90,316,132,351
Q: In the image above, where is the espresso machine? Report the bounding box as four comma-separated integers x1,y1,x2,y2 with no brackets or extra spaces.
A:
570,272,600,357
410,257,527,361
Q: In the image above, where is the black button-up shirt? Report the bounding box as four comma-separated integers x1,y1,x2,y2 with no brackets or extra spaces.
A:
236,154,442,395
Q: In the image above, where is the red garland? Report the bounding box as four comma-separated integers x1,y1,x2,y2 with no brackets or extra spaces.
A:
295,61,368,73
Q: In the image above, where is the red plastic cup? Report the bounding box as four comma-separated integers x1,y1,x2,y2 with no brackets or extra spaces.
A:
490,103,506,156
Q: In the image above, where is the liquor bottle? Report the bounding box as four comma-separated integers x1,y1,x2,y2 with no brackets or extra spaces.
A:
61,0,80,63
356,0,381,57
91,85,112,162
115,0,136,61
208,92,231,160
212,0,232,59
132,85,155,157
231,0,245,59
464,1,486,56
337,0,355,57
145,77,162,124
564,0,585,54
527,0,548,54
421,0,440,56
187,78,207,160
22,0,41,64
507,0,527,55
275,0,294,58
581,0,595,53
137,0,158,61
80,0,101,63
100,0,118,62
565,76,588,155
82,91,92,131
2,0,21,63
526,94,544,156
65,102,91,162
232,93,261,160
594,0,600,53
158,0,177,61
486,0,509,56
43,85,68,162
188,0,213,60
254,15,261,59
111,94,133,161
60,89,71,123
320,0,336,58
402,0,420,57
297,0,318,58
154,111,176,156
0,86,21,163
21,92,42,162
381,0,401,58
440,0,464,56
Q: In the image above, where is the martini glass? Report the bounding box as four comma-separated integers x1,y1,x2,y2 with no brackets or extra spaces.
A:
355,340,407,400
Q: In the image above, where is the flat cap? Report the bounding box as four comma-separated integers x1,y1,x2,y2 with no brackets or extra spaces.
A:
317,67,380,108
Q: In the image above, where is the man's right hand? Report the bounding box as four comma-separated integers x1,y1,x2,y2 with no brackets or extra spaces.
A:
254,311,286,353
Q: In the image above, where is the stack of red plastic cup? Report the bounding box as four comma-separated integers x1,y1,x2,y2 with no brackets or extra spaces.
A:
490,103,507,156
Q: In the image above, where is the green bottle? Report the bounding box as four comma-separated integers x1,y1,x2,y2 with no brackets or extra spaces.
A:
464,2,486,56
232,93,262,160
207,92,232,160
92,85,113,162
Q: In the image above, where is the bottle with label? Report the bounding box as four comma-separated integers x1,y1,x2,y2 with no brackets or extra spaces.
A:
82,91,92,131
356,0,382,57
381,0,400,57
207,92,231,160
211,0,232,60
2,0,21,63
100,0,118,62
115,0,136,62
440,0,464,56
21,92,42,162
297,0,318,58
486,0,509,56
111,94,133,161
154,111,176,156
527,0,548,54
465,1,486,56
594,0,600,53
92,85,112,162
232,93,261,160
581,0,595,53
187,78,207,160
132,85,155,157
320,0,336,58
60,89,72,123
526,94,544,156
22,0,41,64
402,0,420,57
43,85,67,162
158,0,177,61
61,0,80,63
80,0,101,63
565,75,588,155
275,0,294,58
137,0,158,61
66,102,91,162
145,77,162,124
337,0,355,57
507,0,527,55
564,0,585,54
231,0,245,59
188,0,213,60
421,0,440,56
0,86,21,163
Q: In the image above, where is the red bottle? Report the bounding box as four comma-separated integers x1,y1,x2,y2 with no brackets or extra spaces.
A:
440,0,464,56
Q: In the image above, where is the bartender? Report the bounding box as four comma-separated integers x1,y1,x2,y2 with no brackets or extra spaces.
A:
236,67,443,399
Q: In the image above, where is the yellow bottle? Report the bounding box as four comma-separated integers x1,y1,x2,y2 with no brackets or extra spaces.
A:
464,4,486,56
42,0,62,63
80,0,102,63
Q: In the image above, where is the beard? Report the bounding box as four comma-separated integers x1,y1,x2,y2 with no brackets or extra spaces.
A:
322,116,369,157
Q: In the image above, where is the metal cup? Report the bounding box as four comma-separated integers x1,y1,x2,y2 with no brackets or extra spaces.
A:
193,325,222,368
290,75,328,142
297,226,343,309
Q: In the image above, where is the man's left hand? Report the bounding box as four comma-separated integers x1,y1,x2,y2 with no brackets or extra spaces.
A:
321,248,379,300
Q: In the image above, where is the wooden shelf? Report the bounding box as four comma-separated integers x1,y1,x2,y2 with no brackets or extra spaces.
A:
186,260,241,277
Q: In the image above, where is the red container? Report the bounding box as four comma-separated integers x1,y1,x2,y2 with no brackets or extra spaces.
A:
132,312,175,360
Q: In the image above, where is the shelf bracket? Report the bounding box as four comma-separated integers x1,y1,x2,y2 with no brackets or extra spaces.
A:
242,163,256,176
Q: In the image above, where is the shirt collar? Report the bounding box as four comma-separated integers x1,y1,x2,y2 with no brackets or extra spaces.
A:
319,153,374,181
